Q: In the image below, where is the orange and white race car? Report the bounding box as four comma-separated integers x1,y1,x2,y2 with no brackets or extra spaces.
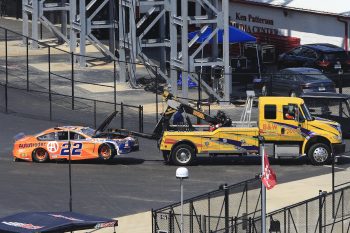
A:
12,112,139,162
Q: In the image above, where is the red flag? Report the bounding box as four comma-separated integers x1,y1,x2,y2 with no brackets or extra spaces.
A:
261,153,277,190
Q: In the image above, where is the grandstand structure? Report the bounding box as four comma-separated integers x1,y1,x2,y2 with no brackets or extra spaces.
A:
22,0,231,102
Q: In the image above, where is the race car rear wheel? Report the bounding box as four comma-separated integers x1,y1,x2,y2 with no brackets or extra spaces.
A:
98,143,115,161
32,148,49,163
171,144,196,166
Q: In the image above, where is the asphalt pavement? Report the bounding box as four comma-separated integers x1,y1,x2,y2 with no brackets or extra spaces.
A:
1,109,350,219
0,17,350,227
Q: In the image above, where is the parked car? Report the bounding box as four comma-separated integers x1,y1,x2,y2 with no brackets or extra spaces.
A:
301,92,350,138
254,67,336,97
277,43,350,73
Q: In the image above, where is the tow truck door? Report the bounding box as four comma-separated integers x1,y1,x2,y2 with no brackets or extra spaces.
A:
277,104,306,142
259,103,305,142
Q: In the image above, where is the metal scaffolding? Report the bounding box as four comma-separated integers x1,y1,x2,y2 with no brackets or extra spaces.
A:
170,0,230,101
23,0,232,102
23,0,117,67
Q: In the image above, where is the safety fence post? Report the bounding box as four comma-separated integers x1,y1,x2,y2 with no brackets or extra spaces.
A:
141,105,144,133
5,82,8,113
224,183,229,233
233,216,238,233
26,36,29,91
71,52,74,110
114,60,117,112
190,201,193,233
332,153,335,218
151,209,154,233
121,102,124,129
5,28,8,87
197,71,201,124
319,190,324,233
48,46,52,120
155,66,159,122
169,211,173,233
139,105,142,132
94,100,97,129
248,217,252,233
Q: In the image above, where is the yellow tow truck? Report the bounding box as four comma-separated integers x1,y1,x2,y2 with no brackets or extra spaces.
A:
157,92,345,166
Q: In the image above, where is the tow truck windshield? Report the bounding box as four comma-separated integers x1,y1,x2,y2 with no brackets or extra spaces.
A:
301,103,313,121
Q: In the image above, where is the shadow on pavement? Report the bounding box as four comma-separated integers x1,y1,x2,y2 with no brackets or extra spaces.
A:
15,157,145,165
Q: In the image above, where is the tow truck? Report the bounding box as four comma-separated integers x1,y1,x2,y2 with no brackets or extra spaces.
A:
149,91,345,166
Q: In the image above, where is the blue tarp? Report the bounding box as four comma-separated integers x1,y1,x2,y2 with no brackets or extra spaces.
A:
0,211,117,233
178,73,198,88
188,26,256,44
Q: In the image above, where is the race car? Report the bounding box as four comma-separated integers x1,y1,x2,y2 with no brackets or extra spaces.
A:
12,112,139,163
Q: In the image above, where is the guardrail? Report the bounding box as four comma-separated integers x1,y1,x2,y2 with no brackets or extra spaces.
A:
152,177,262,233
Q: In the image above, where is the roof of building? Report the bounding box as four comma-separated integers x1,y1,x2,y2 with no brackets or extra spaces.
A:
233,0,350,17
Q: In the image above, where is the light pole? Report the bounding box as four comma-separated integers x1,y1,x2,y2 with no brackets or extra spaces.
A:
176,167,189,233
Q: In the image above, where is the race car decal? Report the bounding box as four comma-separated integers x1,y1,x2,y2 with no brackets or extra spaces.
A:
19,142,46,149
60,143,83,156
47,141,59,153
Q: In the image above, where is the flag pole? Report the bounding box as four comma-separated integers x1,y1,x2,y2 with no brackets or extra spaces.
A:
259,136,266,233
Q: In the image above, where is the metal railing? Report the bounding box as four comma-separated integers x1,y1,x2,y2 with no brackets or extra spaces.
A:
0,26,145,132
152,177,262,233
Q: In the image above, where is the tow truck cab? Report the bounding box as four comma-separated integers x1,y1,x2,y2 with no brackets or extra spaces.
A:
258,97,344,165
159,96,345,166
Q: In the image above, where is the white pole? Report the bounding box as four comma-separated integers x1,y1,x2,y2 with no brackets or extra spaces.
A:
180,178,184,233
260,138,266,233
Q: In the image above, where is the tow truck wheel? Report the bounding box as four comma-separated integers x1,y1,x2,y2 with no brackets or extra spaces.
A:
98,143,115,161
308,143,330,166
32,148,49,163
172,144,196,166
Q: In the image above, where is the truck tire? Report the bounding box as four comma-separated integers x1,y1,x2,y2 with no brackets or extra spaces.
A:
307,143,330,166
171,144,196,166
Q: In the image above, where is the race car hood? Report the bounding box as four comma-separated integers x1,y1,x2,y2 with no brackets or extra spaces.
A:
94,111,119,136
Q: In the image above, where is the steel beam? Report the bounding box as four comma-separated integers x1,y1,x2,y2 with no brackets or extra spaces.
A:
79,0,86,66
32,0,39,48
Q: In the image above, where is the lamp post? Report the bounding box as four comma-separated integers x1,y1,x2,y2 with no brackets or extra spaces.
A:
176,167,189,233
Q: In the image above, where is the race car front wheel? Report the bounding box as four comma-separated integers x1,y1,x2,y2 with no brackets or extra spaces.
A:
32,148,49,163
98,143,115,161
